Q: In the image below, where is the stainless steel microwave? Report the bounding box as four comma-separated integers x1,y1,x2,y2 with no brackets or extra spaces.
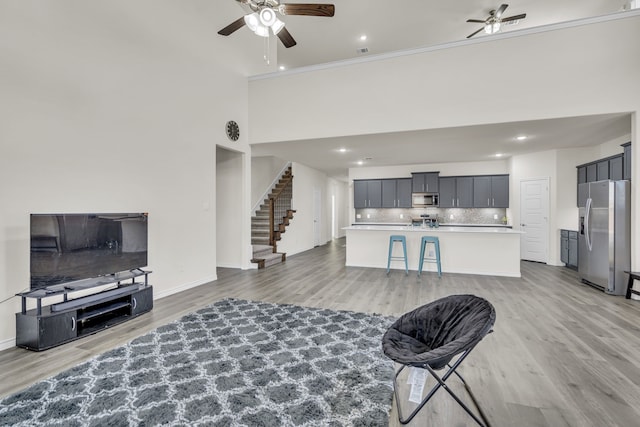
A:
412,193,439,208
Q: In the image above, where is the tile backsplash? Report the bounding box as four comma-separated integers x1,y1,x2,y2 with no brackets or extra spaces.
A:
354,208,508,225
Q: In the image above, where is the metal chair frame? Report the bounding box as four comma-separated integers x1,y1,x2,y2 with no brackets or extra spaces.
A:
392,332,493,426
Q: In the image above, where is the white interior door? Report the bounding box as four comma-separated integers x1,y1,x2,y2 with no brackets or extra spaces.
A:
313,188,322,247
520,178,549,263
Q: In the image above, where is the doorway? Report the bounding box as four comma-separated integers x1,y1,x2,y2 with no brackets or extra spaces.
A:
216,146,244,268
520,178,549,263
313,188,322,247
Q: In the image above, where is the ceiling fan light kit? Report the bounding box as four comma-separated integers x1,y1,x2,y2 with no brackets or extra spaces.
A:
466,3,526,38
218,1,335,50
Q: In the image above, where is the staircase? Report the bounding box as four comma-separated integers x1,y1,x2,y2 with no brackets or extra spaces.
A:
251,166,296,269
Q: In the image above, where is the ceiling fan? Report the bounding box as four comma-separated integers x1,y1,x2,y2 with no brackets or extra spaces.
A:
218,0,335,48
466,4,526,38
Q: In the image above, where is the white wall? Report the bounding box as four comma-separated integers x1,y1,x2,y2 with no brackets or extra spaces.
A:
251,156,289,210
0,2,251,348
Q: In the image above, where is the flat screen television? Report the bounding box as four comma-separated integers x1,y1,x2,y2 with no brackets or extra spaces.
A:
30,213,148,290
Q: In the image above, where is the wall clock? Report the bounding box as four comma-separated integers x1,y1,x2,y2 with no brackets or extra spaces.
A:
226,120,240,141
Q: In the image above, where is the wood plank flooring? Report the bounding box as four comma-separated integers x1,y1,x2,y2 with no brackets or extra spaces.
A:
2,237,640,426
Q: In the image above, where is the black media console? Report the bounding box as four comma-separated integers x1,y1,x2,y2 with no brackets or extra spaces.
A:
16,269,153,351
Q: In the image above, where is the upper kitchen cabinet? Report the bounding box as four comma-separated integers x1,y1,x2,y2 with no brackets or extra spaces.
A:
609,156,623,180
397,178,413,207
354,179,382,208
577,153,625,183
473,175,509,208
623,142,631,180
576,153,626,206
412,172,439,193
381,178,412,208
439,177,473,208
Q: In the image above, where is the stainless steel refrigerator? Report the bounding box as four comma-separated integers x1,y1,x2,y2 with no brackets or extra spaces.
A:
578,180,630,295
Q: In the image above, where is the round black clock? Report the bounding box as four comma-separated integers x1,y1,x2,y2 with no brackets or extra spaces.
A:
226,120,240,141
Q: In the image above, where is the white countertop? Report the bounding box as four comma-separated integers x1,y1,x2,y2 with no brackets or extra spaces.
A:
344,224,523,234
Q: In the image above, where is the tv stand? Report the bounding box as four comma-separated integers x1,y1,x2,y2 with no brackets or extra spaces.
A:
16,269,153,351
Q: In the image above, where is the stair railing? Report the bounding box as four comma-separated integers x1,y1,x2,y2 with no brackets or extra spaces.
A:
252,162,292,216
268,173,293,248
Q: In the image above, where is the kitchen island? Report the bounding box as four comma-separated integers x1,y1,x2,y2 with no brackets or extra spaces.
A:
344,225,524,277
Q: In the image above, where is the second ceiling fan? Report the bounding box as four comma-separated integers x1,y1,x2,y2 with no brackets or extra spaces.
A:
466,4,526,38
218,0,335,48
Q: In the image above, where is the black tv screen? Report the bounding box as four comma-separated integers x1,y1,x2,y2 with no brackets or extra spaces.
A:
30,213,148,290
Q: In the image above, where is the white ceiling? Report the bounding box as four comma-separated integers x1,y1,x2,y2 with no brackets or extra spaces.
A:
251,113,632,179
216,1,634,179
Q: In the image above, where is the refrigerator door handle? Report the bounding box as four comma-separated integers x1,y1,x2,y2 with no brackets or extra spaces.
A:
585,197,593,251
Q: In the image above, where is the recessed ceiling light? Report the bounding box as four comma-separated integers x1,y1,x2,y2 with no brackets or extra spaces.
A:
360,35,367,41
356,160,364,165
279,65,286,71
495,153,503,157
338,148,347,153
516,135,527,141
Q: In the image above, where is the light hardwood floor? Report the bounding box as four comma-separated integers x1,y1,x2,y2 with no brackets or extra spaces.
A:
2,238,640,426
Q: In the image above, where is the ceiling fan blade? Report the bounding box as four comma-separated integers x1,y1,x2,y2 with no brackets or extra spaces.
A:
494,4,508,19
280,3,335,17
277,27,297,48
501,13,526,22
218,16,246,36
467,27,484,39
466,19,486,23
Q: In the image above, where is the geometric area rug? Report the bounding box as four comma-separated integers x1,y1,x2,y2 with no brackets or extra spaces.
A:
0,298,396,426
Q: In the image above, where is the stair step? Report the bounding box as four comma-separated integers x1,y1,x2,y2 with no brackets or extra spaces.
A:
252,245,274,258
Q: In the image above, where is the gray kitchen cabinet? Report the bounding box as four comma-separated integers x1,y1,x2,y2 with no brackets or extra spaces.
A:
438,177,456,208
457,177,474,207
568,231,578,268
560,230,569,264
367,180,382,208
440,177,473,208
578,166,587,184
396,178,412,208
623,142,631,180
586,163,597,182
473,175,509,208
491,175,509,207
354,180,382,208
381,179,412,208
609,156,623,181
597,160,609,181
473,176,491,207
560,229,578,269
412,172,439,193
381,179,397,208
354,181,368,208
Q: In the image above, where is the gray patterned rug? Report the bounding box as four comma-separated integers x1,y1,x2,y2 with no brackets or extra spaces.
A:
0,298,396,426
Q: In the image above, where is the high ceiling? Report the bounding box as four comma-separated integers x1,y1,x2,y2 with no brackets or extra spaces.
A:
217,0,631,72
215,1,635,179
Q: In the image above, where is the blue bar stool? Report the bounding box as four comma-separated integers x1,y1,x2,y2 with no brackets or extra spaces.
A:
387,235,408,275
418,236,441,277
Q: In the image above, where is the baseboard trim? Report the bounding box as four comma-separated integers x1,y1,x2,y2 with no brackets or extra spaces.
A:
0,337,15,352
153,275,218,300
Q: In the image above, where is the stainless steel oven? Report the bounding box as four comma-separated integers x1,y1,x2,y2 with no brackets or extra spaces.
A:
412,193,439,208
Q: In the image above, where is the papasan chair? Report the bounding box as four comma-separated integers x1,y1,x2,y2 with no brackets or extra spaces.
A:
382,294,496,426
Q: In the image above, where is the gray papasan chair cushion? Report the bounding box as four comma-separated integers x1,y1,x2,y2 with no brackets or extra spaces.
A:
382,294,496,370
